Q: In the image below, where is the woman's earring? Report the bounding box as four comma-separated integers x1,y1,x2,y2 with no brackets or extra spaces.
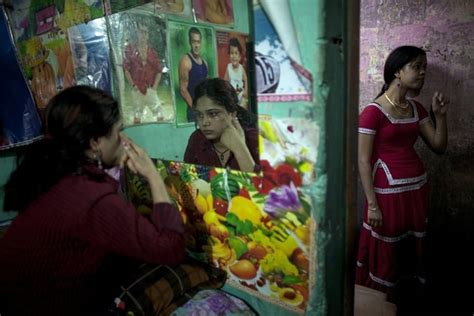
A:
94,152,103,169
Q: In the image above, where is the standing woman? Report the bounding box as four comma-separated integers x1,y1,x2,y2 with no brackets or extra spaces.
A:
0,86,184,315
356,46,449,297
184,78,259,172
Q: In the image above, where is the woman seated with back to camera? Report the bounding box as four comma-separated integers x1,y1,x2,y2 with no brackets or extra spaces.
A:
0,86,185,316
184,78,259,172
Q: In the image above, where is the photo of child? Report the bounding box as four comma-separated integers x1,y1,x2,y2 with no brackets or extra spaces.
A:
216,31,249,109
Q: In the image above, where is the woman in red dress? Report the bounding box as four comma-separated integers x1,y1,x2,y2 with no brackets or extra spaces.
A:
356,46,449,298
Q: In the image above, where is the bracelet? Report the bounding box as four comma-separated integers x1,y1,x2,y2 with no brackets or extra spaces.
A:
368,206,379,211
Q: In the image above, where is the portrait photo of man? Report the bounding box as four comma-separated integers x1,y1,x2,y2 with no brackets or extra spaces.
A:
169,21,216,125
178,27,208,122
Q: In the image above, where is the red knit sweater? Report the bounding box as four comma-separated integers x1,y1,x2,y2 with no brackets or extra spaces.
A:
0,166,185,315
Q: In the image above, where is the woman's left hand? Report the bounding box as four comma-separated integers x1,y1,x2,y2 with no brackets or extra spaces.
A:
220,116,246,151
432,91,449,116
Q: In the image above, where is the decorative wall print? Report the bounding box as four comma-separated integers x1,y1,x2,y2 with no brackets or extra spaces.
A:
168,20,216,125
68,18,112,92
126,160,314,311
216,31,249,109
154,0,192,16
192,0,234,26
259,117,319,185
7,0,104,42
0,8,42,150
253,3,311,102
107,0,153,14
108,8,174,125
17,29,76,114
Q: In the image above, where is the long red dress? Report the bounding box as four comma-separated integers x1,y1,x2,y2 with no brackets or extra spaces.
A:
356,100,431,293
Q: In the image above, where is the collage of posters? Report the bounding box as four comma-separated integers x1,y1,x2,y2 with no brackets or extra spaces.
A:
5,0,252,130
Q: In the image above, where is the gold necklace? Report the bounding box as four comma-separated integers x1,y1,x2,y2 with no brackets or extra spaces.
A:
384,93,409,109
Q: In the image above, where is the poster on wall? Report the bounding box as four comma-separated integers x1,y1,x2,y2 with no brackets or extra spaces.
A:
68,18,112,92
259,116,319,184
168,20,216,126
192,0,234,26
7,0,104,42
0,8,42,150
108,7,174,125
126,160,314,312
107,0,153,14
216,31,249,109
16,29,76,115
106,0,192,16
155,0,192,17
253,2,311,102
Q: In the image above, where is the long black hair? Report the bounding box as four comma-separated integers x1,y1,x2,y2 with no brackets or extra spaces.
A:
193,78,256,129
4,86,120,212
375,45,426,99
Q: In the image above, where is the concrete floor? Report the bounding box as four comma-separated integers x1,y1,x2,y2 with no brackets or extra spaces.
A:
354,285,396,316
354,213,474,316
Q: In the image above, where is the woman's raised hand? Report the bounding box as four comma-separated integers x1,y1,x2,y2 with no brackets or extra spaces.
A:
120,135,158,181
120,134,171,203
219,116,246,151
432,91,449,116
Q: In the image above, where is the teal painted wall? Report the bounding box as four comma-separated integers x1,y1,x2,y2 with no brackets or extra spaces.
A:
0,152,16,222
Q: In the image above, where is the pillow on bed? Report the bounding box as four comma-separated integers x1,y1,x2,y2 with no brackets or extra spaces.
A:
111,259,226,316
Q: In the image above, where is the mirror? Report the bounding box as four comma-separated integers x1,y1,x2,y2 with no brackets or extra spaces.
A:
113,1,259,171
8,0,258,171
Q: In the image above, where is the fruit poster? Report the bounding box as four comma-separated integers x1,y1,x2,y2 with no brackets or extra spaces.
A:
125,158,315,311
